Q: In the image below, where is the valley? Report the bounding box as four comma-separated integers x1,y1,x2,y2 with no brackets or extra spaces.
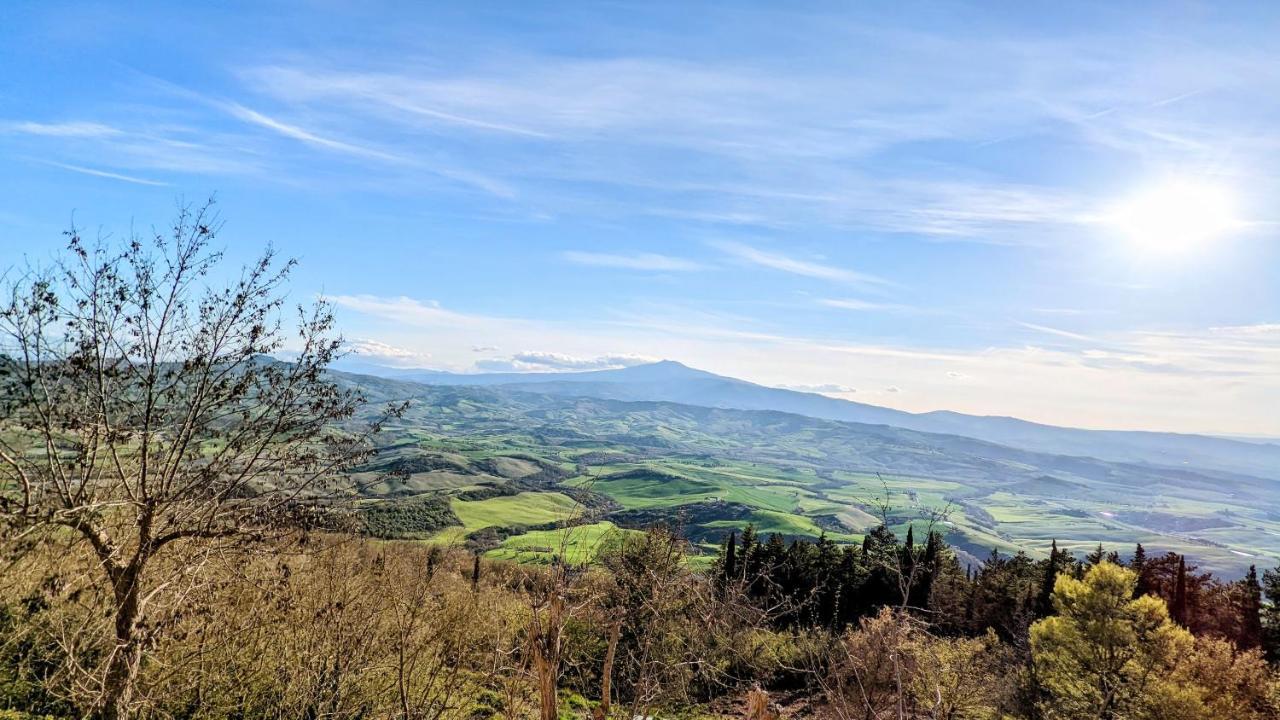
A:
335,365,1280,576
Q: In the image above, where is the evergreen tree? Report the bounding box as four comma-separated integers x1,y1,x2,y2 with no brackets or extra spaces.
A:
1239,565,1263,650
916,531,941,612
814,534,841,626
1031,562,1194,720
1085,543,1106,566
1132,543,1150,598
902,525,917,605
1036,539,1062,618
1173,555,1189,627
723,531,738,582
1262,564,1280,662
740,524,759,585
835,545,863,629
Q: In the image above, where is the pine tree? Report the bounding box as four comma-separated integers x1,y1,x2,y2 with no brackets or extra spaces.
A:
1036,539,1062,617
1086,543,1106,566
1132,543,1149,598
1239,565,1263,649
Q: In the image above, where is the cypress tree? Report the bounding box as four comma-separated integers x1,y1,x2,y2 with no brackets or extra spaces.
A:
724,531,738,582
1172,555,1188,626
740,524,758,581
471,552,481,592
902,525,916,605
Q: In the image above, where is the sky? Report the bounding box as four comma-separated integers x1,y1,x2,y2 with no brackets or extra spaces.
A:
1,1,1279,435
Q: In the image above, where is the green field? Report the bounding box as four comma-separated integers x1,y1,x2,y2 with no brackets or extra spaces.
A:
453,492,582,530
485,522,638,564
337,377,1280,576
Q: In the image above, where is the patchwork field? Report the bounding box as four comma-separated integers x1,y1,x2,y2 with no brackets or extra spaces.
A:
336,377,1280,576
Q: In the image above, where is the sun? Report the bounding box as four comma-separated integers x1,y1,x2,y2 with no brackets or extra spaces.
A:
1107,178,1241,254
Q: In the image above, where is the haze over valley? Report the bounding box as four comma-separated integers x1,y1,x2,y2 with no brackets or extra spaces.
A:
4,3,1280,719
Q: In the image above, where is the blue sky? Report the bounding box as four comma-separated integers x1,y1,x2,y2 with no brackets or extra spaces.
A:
2,1,1278,434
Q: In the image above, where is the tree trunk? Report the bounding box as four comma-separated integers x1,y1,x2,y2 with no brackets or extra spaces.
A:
594,617,622,720
100,565,144,720
532,591,564,720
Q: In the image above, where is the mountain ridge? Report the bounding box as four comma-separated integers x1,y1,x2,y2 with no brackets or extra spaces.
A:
334,358,1280,480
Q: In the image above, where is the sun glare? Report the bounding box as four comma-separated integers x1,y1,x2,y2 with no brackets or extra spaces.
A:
1107,179,1241,255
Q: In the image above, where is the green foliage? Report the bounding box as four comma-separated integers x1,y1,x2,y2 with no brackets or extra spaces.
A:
359,494,460,538
1031,562,1194,719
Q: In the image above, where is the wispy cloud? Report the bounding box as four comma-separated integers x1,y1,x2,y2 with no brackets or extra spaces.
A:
224,102,404,163
477,351,655,372
330,294,490,328
5,121,122,138
713,241,893,286
562,250,704,272
1016,322,1098,343
39,160,169,187
221,101,516,198
819,298,918,313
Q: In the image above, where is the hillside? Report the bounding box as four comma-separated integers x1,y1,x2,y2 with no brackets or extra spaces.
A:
332,370,1280,575
340,360,1280,481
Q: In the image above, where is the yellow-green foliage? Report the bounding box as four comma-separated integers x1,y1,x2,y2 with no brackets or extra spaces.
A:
1031,562,1277,720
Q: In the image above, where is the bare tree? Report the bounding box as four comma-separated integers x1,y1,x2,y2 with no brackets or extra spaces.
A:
0,202,393,718
863,476,953,614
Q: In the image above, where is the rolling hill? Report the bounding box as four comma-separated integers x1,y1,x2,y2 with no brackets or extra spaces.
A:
330,368,1280,575
340,359,1280,481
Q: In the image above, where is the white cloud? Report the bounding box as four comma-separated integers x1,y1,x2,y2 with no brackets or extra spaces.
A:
224,102,404,163
562,251,704,272
326,290,1280,436
471,345,499,353
713,241,892,286
5,121,122,138
331,295,489,328
346,338,432,366
1016,322,1098,344
40,161,169,187
820,298,916,312
778,383,857,394
476,351,655,372
221,101,516,197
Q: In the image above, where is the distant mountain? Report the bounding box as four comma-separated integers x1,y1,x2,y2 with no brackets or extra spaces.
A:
340,359,1280,481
